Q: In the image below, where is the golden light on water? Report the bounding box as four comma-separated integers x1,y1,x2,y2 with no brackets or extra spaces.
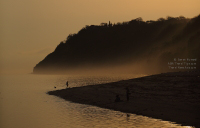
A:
1,74,198,128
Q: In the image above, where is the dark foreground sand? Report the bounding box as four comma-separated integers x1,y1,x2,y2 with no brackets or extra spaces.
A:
48,71,200,127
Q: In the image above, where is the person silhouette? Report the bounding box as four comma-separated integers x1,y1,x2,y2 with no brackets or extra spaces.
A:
66,81,68,87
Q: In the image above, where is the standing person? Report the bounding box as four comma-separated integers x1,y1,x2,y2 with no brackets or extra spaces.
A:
126,87,130,101
66,81,68,87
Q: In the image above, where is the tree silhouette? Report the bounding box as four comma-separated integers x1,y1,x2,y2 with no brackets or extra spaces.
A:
33,15,200,74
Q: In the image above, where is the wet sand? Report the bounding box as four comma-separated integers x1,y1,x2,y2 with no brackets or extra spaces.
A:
48,71,200,127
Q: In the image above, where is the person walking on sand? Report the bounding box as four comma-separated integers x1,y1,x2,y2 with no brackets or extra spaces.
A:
126,87,130,101
66,81,68,87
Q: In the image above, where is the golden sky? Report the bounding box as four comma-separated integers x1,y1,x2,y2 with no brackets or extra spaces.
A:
0,0,200,74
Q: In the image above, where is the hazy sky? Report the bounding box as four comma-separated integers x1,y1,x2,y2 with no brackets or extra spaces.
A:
0,0,199,74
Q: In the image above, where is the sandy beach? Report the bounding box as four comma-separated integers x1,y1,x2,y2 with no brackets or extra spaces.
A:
48,71,200,127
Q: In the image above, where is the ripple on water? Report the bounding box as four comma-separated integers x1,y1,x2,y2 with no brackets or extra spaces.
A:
0,74,195,128
52,97,195,128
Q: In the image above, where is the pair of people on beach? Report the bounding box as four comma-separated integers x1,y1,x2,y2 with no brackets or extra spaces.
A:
115,87,131,102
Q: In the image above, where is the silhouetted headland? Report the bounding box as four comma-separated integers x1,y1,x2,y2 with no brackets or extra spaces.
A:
33,15,200,74
48,71,200,127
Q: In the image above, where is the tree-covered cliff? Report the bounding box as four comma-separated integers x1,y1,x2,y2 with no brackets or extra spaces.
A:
33,15,200,74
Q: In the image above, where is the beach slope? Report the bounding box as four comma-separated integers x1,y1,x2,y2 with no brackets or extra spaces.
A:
48,71,200,127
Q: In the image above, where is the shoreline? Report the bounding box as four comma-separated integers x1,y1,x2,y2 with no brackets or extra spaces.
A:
48,71,200,127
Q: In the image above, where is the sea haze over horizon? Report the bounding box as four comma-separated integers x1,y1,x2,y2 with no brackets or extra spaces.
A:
1,0,199,74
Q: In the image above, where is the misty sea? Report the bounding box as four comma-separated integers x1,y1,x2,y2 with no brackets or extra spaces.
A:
0,74,193,128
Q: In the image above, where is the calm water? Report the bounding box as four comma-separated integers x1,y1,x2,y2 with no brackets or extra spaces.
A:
0,74,193,128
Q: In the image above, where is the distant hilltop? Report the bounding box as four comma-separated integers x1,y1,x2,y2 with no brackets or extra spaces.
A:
33,15,200,74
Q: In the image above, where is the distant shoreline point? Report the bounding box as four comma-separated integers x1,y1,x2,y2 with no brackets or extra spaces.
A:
48,71,200,127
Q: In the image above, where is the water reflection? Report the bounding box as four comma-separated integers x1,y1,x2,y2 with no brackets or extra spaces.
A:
0,74,195,128
56,100,194,128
